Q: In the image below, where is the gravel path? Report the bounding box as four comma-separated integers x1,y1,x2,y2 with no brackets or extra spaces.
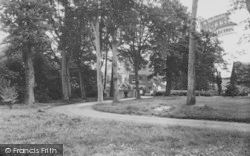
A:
48,97,250,133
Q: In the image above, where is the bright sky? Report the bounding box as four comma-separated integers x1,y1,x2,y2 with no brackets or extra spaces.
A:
180,0,250,78
180,0,230,18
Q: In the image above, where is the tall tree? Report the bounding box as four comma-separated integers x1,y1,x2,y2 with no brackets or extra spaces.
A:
186,0,198,105
91,1,103,103
119,1,151,99
105,0,134,102
195,31,225,91
0,0,54,105
149,0,188,96
54,0,74,101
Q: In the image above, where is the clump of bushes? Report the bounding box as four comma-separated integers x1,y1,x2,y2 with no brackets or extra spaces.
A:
0,78,18,109
225,83,239,97
224,83,249,97
154,90,213,96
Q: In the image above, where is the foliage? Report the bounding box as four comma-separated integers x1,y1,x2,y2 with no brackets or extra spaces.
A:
215,73,222,95
195,31,225,91
33,53,61,102
225,83,239,97
119,2,151,70
0,0,227,101
70,65,97,98
0,0,55,105
0,0,54,51
150,30,225,92
0,77,18,107
153,90,213,96
4,56,26,101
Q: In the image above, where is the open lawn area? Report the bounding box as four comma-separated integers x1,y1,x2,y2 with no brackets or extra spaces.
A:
94,96,250,123
0,107,250,156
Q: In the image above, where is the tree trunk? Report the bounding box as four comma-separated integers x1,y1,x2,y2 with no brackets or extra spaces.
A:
165,56,172,96
104,50,108,90
134,61,141,99
92,19,103,103
165,70,172,96
61,50,69,101
110,63,114,97
23,45,35,105
79,70,86,99
186,0,198,105
66,62,71,98
111,42,119,103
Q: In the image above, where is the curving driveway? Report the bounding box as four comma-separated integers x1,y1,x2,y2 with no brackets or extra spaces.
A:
48,97,250,133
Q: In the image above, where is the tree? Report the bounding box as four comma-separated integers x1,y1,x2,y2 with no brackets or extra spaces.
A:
105,0,134,102
186,0,198,105
70,2,96,100
88,0,104,103
149,0,188,96
195,31,225,91
119,1,151,99
54,0,75,101
0,0,54,105
225,65,239,96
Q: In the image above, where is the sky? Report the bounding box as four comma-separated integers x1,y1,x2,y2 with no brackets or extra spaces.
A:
180,0,230,19
180,0,250,78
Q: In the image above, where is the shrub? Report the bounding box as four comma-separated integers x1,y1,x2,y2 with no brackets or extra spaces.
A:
35,86,50,102
225,83,239,97
154,91,165,96
0,78,18,108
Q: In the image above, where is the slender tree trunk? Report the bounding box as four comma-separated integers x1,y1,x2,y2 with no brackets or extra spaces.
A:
134,59,141,99
165,71,172,96
23,46,35,105
104,50,108,90
165,56,172,96
110,63,114,97
66,61,71,98
186,0,198,105
92,19,103,103
78,70,86,99
111,42,119,103
61,50,69,101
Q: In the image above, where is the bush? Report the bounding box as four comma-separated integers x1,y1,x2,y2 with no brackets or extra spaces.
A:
154,91,165,96
35,86,50,102
225,83,239,97
153,90,214,97
171,91,187,96
0,78,18,108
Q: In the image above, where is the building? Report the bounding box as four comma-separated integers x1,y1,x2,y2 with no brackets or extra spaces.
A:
128,68,153,94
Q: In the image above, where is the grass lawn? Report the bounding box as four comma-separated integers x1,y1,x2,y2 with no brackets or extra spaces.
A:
93,96,250,123
0,107,249,156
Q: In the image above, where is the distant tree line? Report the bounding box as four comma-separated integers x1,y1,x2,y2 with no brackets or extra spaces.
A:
0,0,226,106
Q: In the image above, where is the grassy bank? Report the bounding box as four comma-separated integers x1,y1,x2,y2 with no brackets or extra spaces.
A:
0,107,249,156
93,96,250,123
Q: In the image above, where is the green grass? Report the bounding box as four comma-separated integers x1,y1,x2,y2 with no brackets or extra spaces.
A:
0,107,249,156
93,96,250,123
